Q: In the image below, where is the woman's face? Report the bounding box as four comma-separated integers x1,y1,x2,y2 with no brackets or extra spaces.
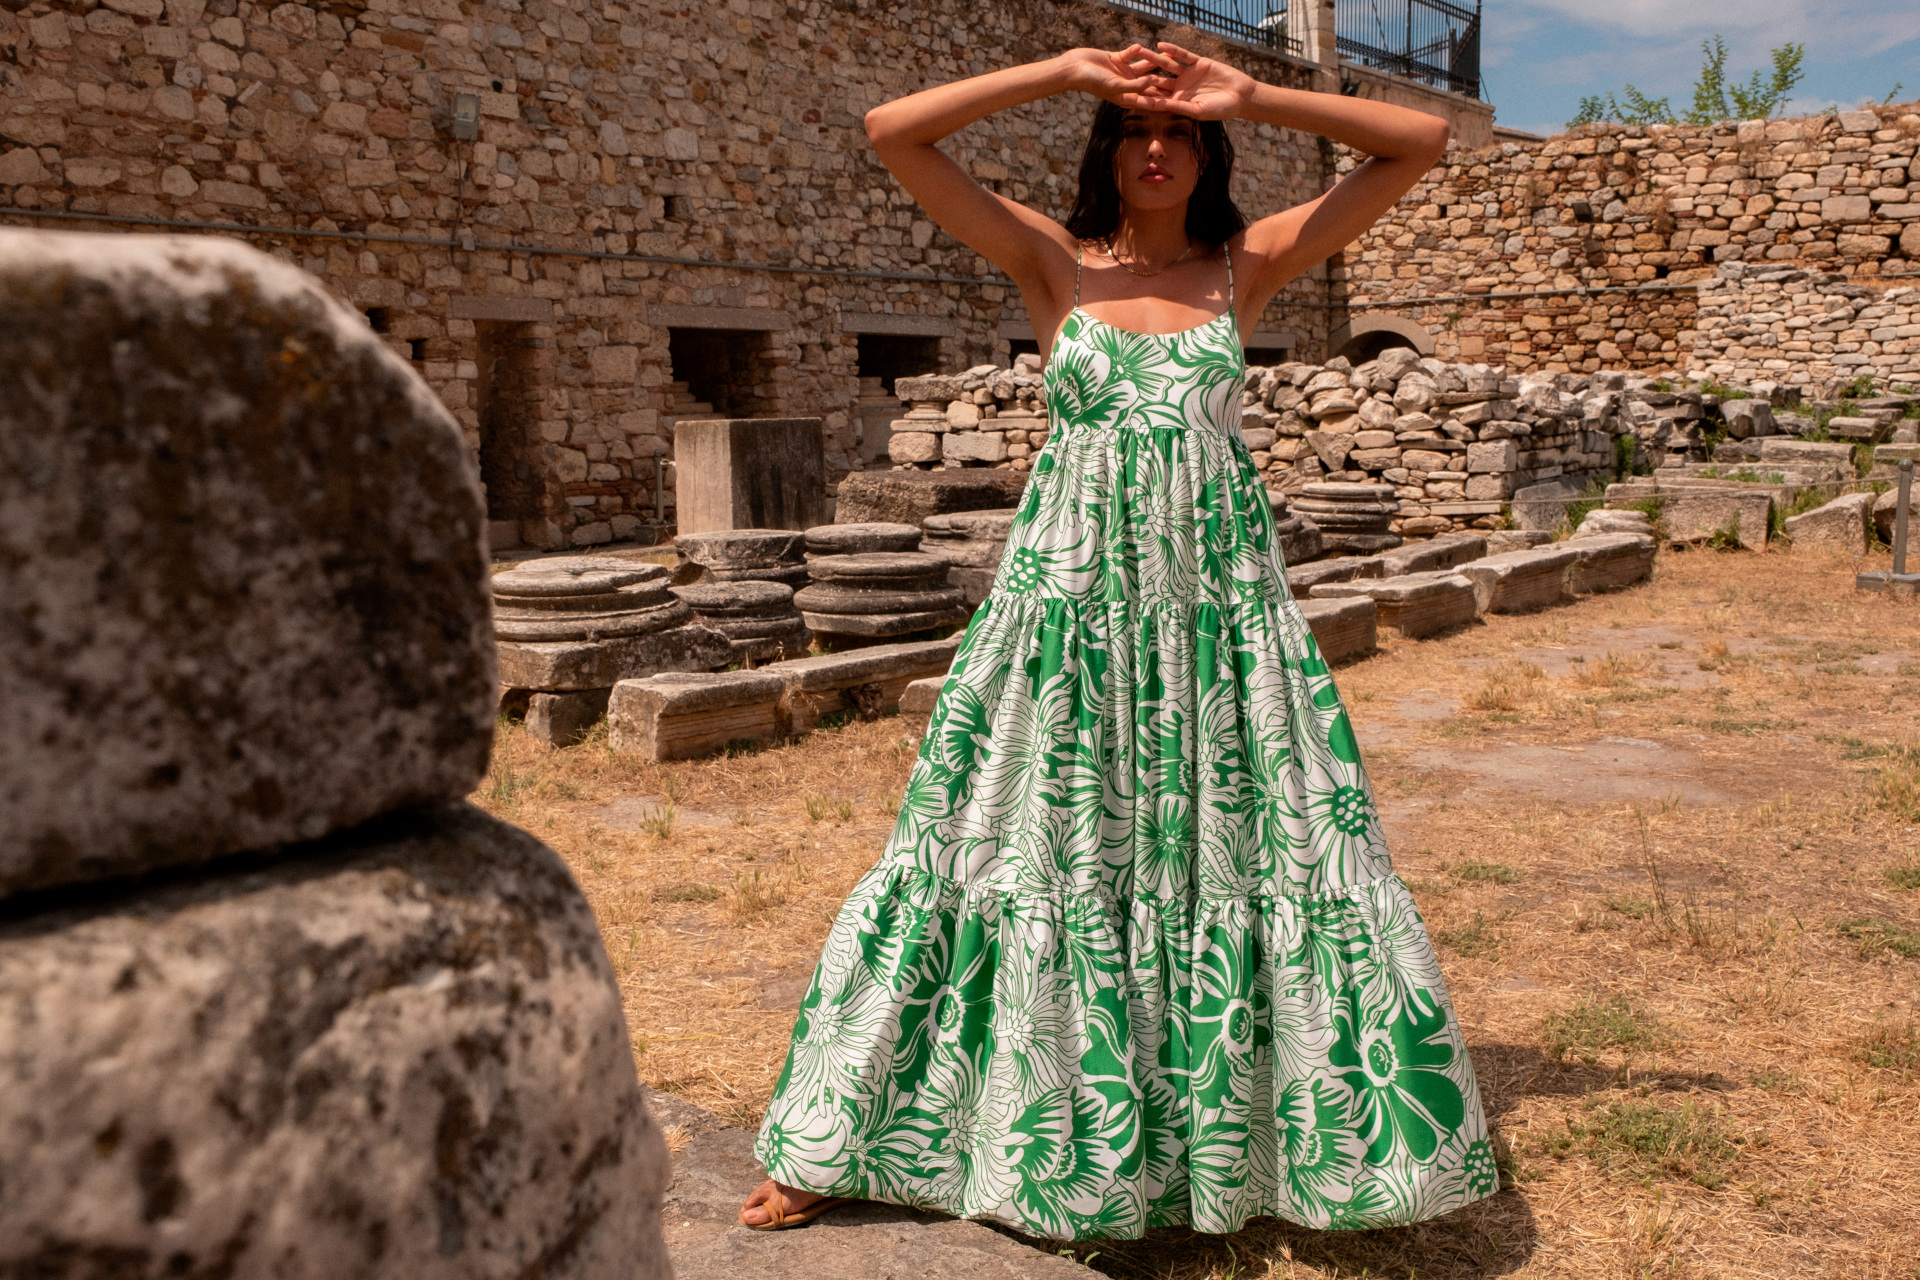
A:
1112,111,1203,214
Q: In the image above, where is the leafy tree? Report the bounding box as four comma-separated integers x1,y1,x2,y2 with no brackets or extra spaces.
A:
1569,37,1806,128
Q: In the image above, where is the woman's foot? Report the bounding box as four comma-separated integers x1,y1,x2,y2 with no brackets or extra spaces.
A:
739,1179,847,1229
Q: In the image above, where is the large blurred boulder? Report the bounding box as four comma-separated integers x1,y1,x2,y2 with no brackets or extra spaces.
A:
0,804,671,1280
0,231,495,898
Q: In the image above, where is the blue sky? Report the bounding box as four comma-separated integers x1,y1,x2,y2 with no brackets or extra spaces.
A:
1480,0,1920,136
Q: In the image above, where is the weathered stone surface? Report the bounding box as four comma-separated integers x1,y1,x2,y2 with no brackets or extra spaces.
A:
947,567,1000,606
0,231,494,900
493,595,690,642
797,603,972,638
943,430,1010,464
1307,573,1478,638
923,510,1018,541
1456,546,1579,614
609,671,791,760
1302,481,1398,502
833,470,1027,526
805,551,953,585
497,622,733,690
1319,531,1405,556
1721,399,1775,438
672,580,797,616
794,583,969,615
1566,532,1658,593
1376,533,1488,577
1487,530,1554,553
897,675,945,739
1784,491,1874,551
887,431,942,464
675,528,808,570
648,1087,1095,1279
674,417,830,534
1873,486,1919,542
1646,489,1774,546
526,687,614,748
608,638,962,757
804,522,922,555
1285,556,1387,594
1297,597,1377,662
0,803,669,1279
1575,508,1654,537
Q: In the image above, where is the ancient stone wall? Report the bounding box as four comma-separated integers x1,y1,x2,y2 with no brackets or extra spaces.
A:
0,0,1333,548
1334,105,1920,387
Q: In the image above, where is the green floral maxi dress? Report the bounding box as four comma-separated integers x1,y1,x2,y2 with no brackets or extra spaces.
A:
755,250,1495,1240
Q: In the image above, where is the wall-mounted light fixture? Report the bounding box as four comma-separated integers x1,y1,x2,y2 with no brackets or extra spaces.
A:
452,92,480,141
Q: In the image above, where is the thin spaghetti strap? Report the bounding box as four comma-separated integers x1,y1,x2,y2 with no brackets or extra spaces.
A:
1223,242,1235,319
1075,242,1083,307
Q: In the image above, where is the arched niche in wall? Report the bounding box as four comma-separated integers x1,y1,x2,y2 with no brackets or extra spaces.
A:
1329,314,1436,365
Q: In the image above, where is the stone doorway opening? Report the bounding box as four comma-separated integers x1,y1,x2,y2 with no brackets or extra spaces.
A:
854,334,944,464
475,321,564,550
666,327,781,421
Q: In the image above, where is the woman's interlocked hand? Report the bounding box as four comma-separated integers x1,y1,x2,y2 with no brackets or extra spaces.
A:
1112,42,1258,120
1057,44,1171,105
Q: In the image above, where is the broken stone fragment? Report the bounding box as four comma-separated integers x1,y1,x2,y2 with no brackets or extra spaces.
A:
0,803,670,1279
0,231,495,900
803,522,924,556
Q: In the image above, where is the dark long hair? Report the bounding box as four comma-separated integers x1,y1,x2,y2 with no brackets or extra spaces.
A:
1063,100,1247,248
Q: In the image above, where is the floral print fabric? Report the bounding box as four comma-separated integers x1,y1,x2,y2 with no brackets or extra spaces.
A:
754,305,1494,1240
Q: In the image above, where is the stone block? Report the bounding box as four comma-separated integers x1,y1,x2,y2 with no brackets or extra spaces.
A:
1784,491,1873,552
943,430,1009,464
1651,490,1774,546
609,670,791,761
0,803,669,1279
1296,597,1377,663
1307,573,1478,638
898,675,945,740
1376,533,1488,577
1487,530,1554,553
1465,440,1517,472
1822,195,1872,223
1566,532,1658,593
1456,546,1579,614
887,431,941,463
1721,399,1774,438
1758,438,1856,466
0,231,494,900
526,687,613,747
608,637,962,758
673,417,829,534
893,375,965,402
832,470,1026,526
1874,487,1919,542
496,622,733,690
1285,555,1387,594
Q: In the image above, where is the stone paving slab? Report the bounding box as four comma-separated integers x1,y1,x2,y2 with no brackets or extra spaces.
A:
645,1087,1098,1280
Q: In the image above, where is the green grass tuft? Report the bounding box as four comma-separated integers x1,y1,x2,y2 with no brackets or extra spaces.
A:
1542,996,1676,1065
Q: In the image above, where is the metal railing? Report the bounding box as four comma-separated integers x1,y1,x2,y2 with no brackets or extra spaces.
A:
1102,0,1304,57
1336,0,1482,99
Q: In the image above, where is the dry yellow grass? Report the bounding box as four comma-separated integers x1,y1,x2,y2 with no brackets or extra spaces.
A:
474,542,1920,1278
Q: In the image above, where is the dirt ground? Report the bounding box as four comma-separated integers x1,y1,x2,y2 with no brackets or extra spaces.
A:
474,542,1920,1280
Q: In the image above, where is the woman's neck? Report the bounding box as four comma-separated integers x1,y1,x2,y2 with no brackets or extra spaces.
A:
1107,206,1192,267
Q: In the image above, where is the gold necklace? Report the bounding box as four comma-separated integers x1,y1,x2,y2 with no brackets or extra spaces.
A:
1101,235,1197,279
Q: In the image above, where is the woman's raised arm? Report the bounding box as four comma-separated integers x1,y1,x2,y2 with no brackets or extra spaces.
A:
864,50,1164,310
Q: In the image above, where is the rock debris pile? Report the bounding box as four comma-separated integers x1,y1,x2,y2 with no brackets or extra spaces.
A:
0,231,669,1279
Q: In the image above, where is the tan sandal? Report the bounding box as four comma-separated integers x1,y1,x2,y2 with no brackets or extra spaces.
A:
739,1188,850,1231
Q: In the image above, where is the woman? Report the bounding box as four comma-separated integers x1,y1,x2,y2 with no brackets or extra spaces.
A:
740,40,1495,1240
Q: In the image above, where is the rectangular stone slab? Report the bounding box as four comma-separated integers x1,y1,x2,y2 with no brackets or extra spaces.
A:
1566,532,1658,593
1639,489,1774,546
0,803,669,1279
1307,574,1478,638
1285,555,1388,594
1297,597,1378,663
0,232,496,901
1456,546,1580,614
496,622,732,690
1375,533,1489,577
608,638,963,759
770,637,963,732
609,672,790,761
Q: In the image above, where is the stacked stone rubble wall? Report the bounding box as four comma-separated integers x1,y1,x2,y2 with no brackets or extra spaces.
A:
0,0,1332,547
1336,104,1920,388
